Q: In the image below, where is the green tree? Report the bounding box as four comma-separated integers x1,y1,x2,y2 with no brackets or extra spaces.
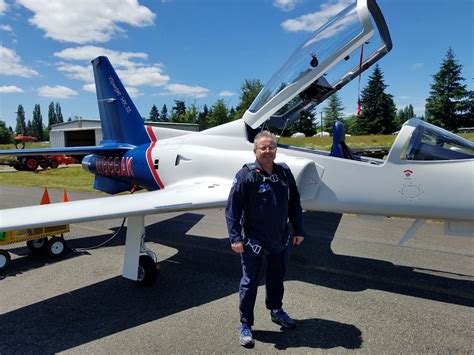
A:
0,120,13,143
149,104,160,122
425,48,472,131
31,104,44,140
55,103,64,123
208,99,229,127
322,92,345,134
289,110,317,136
48,102,57,127
15,104,27,134
356,65,397,134
26,119,32,135
395,104,415,128
160,104,169,122
171,100,187,122
234,79,263,120
198,104,209,130
182,103,199,123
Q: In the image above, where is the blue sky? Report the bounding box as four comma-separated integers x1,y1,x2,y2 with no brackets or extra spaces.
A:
0,0,472,130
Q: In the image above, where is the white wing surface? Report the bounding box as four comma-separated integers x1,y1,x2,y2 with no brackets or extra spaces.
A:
0,178,231,231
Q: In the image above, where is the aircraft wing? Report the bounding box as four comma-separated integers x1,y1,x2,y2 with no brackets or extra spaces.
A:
0,178,231,232
0,144,133,157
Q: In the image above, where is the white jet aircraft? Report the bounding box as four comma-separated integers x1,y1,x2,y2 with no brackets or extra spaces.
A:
0,0,472,285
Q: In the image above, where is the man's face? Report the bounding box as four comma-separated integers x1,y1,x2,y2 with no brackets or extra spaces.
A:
254,136,277,165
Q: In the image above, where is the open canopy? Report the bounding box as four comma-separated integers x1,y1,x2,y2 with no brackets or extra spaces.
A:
243,0,392,131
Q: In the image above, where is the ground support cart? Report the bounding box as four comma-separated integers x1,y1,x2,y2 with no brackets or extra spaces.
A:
0,224,70,271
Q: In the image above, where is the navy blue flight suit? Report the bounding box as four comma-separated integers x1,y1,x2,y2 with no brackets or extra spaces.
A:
225,161,304,327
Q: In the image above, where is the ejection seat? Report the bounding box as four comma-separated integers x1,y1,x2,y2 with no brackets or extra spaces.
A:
329,121,361,160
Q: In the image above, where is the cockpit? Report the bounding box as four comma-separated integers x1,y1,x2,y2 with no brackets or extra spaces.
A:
400,120,474,161
243,0,392,133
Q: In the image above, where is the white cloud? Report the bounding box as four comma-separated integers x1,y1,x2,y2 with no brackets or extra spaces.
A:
0,0,7,14
37,85,78,98
273,0,301,12
17,0,155,44
411,63,424,70
54,46,148,67
124,86,142,98
118,66,169,87
58,64,94,82
0,85,24,93
82,83,96,93
218,90,236,97
281,0,352,32
0,24,12,32
55,46,169,88
0,46,39,77
162,83,209,99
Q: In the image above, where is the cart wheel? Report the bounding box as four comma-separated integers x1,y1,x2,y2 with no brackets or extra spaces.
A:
24,157,39,171
136,255,157,287
0,250,10,272
27,238,47,254
46,237,67,257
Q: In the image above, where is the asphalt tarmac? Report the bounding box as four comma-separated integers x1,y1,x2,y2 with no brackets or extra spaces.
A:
0,185,473,354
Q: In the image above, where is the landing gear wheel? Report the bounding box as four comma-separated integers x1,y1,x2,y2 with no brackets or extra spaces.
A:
46,237,67,257
27,238,47,254
0,250,10,272
136,255,157,287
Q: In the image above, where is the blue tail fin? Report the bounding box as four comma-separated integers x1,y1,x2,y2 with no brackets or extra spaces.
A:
92,56,150,146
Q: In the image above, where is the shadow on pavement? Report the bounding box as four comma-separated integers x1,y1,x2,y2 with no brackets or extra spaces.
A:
253,318,362,350
1,211,472,353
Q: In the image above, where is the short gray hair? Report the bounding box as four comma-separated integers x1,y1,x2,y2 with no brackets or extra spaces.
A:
254,130,277,149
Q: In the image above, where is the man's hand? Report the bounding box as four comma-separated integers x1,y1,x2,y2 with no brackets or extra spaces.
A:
292,236,304,246
231,241,244,253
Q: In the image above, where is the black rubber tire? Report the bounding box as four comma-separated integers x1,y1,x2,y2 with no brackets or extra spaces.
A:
46,237,67,257
27,238,47,254
24,157,39,171
0,250,11,272
49,160,59,169
136,255,157,287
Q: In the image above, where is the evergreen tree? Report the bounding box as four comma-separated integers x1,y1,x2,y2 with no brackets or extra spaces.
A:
425,48,472,131
228,107,236,121
31,104,44,140
0,120,13,143
322,93,345,134
48,102,57,127
289,110,317,136
171,100,187,122
149,104,160,122
208,99,229,127
15,104,27,134
198,104,209,131
395,104,415,128
55,103,64,123
356,65,397,134
182,103,199,123
160,104,169,122
26,119,32,135
234,79,263,120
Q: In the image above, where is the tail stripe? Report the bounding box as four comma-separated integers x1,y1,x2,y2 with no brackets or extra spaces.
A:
146,126,165,189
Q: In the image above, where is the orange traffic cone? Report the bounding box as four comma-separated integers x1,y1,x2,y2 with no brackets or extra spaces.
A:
40,187,51,205
62,190,69,203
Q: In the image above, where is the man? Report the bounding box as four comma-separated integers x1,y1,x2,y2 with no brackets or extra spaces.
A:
225,130,304,348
